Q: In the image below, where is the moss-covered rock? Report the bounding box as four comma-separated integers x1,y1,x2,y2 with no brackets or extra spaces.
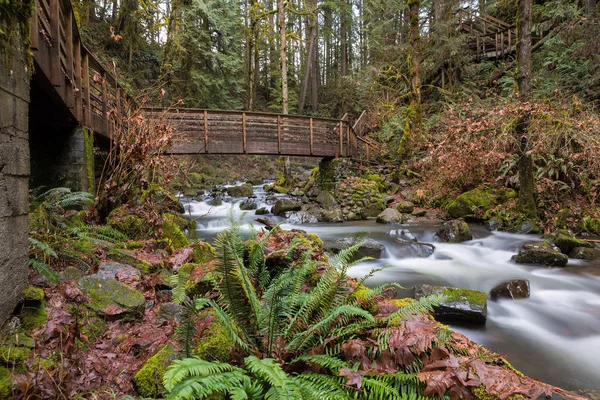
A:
512,241,568,267
77,276,146,321
60,266,85,282
376,208,405,224
200,165,216,177
140,184,185,214
569,247,600,260
191,241,216,264
195,315,234,362
416,285,487,324
437,219,473,243
161,214,190,249
239,199,258,210
133,344,175,398
185,264,215,297
22,286,44,304
226,184,254,198
0,366,11,398
107,206,151,239
107,248,156,273
446,189,495,219
272,199,302,216
551,233,593,254
396,201,414,214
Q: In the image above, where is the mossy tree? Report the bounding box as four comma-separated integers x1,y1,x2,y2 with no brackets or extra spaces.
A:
398,0,422,160
515,0,536,218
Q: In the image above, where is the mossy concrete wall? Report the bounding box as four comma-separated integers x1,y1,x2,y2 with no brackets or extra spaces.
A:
0,18,31,324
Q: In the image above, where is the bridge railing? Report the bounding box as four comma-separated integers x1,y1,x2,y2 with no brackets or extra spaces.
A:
31,0,126,136
146,108,367,158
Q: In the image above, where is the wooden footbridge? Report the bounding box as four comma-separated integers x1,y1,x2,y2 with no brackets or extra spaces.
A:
29,0,378,160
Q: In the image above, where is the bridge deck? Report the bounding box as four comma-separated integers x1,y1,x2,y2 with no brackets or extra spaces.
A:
148,108,375,159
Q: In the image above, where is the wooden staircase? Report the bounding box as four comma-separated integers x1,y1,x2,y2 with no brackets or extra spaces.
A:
457,7,516,59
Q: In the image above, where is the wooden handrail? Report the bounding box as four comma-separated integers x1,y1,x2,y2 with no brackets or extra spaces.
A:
31,0,132,137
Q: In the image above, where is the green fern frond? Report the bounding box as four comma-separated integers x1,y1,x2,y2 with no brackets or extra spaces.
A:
28,259,59,283
28,237,57,259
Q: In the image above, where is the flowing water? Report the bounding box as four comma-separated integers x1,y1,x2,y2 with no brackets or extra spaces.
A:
183,183,600,391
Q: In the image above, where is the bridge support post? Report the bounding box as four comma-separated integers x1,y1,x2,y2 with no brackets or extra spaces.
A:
318,157,341,192
29,124,95,194
0,14,32,324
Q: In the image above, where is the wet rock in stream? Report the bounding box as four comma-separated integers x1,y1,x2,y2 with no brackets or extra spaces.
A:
490,279,530,300
323,238,385,262
416,284,487,325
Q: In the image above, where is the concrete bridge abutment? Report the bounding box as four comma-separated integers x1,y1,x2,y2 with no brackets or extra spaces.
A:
0,16,32,325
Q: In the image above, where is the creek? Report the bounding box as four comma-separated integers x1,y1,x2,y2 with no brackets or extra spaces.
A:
182,183,600,392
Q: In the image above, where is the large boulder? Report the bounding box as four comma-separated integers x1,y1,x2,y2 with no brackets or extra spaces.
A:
446,189,494,219
226,184,254,198
315,191,338,210
239,199,258,210
437,219,473,243
549,233,593,254
490,279,530,300
416,285,487,325
323,238,385,262
396,201,414,214
77,275,146,321
255,207,270,215
569,247,600,260
322,209,343,223
272,199,302,216
512,241,568,267
376,208,405,224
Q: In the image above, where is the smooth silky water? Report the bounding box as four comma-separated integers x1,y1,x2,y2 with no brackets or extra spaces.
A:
183,183,600,391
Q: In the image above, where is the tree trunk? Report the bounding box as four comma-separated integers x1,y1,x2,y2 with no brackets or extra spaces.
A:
516,0,537,217
298,7,317,114
278,0,288,114
340,0,349,76
585,0,596,18
399,0,422,158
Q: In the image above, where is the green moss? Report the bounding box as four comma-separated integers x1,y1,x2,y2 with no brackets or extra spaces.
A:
390,298,416,308
441,287,487,307
582,217,600,235
20,306,47,331
499,357,524,377
107,248,156,273
161,214,190,249
352,284,377,314
77,276,145,321
0,366,11,398
189,172,204,185
307,234,324,250
192,241,216,263
32,358,57,371
83,128,95,192
107,206,151,239
133,344,174,398
552,233,592,254
0,346,30,369
200,165,216,177
22,286,44,302
446,189,495,219
140,184,185,214
195,315,234,362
